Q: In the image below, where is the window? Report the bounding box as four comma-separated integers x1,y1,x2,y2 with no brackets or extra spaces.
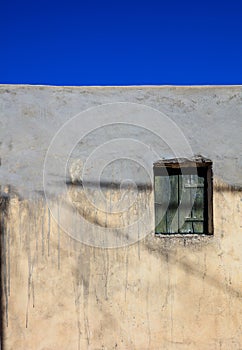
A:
154,157,213,235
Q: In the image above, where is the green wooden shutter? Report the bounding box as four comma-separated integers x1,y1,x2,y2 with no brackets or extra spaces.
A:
155,173,205,234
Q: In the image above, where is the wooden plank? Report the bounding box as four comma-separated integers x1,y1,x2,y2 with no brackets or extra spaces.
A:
154,175,169,233
153,156,212,169
192,175,204,233
178,174,193,233
207,166,213,234
166,175,179,233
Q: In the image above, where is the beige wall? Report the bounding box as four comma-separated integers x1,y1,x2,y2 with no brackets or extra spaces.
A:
2,179,242,350
1,85,242,349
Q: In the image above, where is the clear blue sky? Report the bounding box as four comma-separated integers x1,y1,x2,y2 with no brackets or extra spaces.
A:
0,0,242,85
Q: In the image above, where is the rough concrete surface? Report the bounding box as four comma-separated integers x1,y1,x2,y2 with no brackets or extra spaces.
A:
0,85,242,197
0,85,242,349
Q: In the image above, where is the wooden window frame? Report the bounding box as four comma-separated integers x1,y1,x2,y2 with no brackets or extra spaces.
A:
153,158,213,235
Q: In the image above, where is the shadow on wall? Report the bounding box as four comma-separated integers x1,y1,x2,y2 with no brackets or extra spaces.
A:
0,179,242,349
144,234,242,300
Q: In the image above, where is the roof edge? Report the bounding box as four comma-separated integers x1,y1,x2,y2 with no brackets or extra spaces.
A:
0,84,242,89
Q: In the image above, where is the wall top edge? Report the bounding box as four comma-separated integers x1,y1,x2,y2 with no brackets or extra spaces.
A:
0,84,242,89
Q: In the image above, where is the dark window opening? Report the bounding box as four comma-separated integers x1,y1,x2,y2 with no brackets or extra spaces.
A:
154,157,213,235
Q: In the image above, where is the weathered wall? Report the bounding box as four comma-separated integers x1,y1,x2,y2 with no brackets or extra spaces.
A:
1,85,242,349
1,183,242,349
1,84,242,194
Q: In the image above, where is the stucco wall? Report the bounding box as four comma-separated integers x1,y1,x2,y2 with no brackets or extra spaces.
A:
1,183,242,349
0,85,242,349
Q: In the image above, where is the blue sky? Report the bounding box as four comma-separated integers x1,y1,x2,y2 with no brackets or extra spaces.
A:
0,0,242,85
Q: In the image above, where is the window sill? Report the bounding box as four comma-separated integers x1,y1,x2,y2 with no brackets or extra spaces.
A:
154,233,213,238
